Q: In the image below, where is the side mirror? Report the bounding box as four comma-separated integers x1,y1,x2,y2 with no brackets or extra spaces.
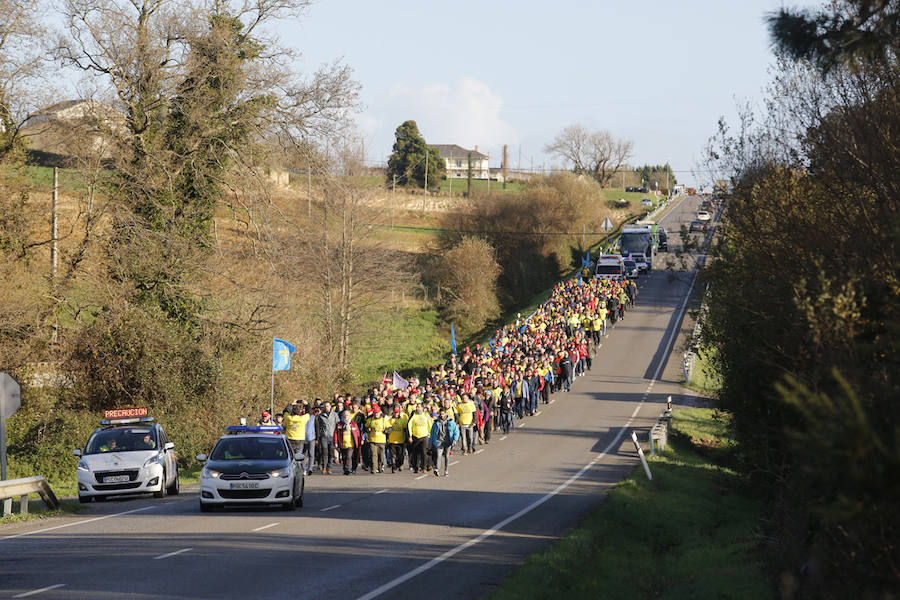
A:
165,442,175,451
73,448,82,457
196,453,207,462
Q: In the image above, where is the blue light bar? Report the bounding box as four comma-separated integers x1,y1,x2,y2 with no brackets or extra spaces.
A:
225,425,283,434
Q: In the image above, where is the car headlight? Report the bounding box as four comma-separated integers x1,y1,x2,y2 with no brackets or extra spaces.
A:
269,468,291,479
201,466,221,479
143,454,161,468
77,459,90,472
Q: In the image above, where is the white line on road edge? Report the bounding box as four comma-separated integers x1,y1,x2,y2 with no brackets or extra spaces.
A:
153,547,192,560
321,504,341,512
252,522,279,532
1,506,154,541
353,262,698,600
12,584,65,598
374,489,388,495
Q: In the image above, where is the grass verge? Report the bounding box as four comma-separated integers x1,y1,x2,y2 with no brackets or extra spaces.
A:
487,408,770,600
683,346,721,396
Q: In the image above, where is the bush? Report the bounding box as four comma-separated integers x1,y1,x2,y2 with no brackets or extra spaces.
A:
435,236,501,336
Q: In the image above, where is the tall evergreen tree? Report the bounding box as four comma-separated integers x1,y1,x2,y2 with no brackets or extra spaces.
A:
386,120,444,190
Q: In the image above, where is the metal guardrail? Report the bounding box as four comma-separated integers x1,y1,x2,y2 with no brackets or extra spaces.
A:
1,476,60,516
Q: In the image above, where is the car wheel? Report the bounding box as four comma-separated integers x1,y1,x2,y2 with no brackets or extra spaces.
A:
167,470,180,495
282,499,295,511
154,470,167,498
78,494,91,504
200,501,213,513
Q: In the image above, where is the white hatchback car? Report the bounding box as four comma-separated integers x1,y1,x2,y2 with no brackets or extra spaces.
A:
697,210,711,221
74,415,179,503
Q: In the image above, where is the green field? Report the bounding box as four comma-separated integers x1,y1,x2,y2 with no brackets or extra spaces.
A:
488,407,769,599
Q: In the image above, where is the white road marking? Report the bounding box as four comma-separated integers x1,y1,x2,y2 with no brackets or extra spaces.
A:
374,489,388,495
549,399,556,404
1,506,154,541
500,436,508,441
449,461,459,466
153,547,192,560
518,423,527,428
13,584,66,598
252,522,279,532
353,257,700,600
475,449,484,454
320,504,341,512
535,411,542,416
415,475,428,481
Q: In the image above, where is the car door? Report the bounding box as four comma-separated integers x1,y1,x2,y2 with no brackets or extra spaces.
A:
158,426,176,483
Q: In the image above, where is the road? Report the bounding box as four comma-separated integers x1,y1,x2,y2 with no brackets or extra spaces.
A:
0,195,712,600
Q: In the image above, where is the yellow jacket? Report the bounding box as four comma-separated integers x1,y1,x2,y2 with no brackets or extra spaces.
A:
366,415,388,444
387,414,408,444
283,413,308,441
407,413,433,438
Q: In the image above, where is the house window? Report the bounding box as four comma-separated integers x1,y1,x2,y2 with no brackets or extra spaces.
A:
455,160,462,168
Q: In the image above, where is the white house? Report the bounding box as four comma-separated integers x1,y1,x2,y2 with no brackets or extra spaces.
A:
430,144,490,180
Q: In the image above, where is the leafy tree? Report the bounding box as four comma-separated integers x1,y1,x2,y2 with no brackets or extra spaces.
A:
386,120,444,190
436,236,501,335
768,0,900,72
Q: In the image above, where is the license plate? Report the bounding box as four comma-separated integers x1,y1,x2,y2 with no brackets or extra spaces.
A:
229,481,260,489
104,475,129,483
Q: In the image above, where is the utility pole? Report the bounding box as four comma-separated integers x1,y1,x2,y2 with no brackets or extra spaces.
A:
51,167,59,344
392,174,396,230
423,149,428,212
502,145,508,190
307,157,312,219
51,167,58,284
449,153,452,198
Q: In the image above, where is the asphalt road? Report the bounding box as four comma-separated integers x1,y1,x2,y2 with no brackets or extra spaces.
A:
0,195,713,600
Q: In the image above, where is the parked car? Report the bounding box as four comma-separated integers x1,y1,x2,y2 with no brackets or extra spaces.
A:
689,220,707,233
640,198,653,207
658,228,668,251
696,210,711,221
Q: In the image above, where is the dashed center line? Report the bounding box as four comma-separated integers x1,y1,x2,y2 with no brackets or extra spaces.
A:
475,449,484,454
518,423,527,428
154,548,192,560
374,489,388,495
449,461,459,466
415,474,428,480
252,522,279,532
500,435,508,441
13,584,66,598
321,504,341,512
535,411,542,416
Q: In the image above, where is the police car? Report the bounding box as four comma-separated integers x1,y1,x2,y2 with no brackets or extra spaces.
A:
73,409,179,503
196,425,305,512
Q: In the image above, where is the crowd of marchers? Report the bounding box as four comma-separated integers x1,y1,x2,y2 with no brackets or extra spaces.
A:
259,276,638,477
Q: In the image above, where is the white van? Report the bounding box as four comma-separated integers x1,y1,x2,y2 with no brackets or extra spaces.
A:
594,254,625,281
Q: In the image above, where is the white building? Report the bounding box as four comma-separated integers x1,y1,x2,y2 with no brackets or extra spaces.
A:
431,144,490,179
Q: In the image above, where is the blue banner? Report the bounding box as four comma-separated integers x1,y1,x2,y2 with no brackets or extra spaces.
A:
450,322,457,355
272,338,295,371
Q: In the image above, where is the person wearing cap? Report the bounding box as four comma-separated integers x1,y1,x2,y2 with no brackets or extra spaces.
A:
258,410,277,431
386,404,408,472
365,404,388,474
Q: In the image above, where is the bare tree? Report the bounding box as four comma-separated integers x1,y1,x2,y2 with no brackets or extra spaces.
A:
545,124,633,187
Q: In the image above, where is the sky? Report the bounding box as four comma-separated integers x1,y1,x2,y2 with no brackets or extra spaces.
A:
276,0,823,187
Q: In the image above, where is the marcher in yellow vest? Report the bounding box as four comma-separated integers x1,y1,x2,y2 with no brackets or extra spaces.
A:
456,395,477,454
365,405,388,474
407,404,434,474
386,404,408,472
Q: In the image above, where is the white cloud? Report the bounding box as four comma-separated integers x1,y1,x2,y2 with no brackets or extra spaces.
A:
377,77,519,152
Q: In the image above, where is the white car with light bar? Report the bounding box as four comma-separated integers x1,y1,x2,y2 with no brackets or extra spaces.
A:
74,409,179,503
197,425,305,512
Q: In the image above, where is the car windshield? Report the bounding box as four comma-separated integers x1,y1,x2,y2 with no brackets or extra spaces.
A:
209,437,288,461
624,260,637,269
596,265,623,275
620,232,650,255
85,428,158,454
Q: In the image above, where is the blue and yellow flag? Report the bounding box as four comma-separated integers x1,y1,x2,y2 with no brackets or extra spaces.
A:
272,338,295,371
450,323,457,355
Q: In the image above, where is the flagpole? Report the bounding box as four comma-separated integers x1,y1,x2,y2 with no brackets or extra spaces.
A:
270,370,274,415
